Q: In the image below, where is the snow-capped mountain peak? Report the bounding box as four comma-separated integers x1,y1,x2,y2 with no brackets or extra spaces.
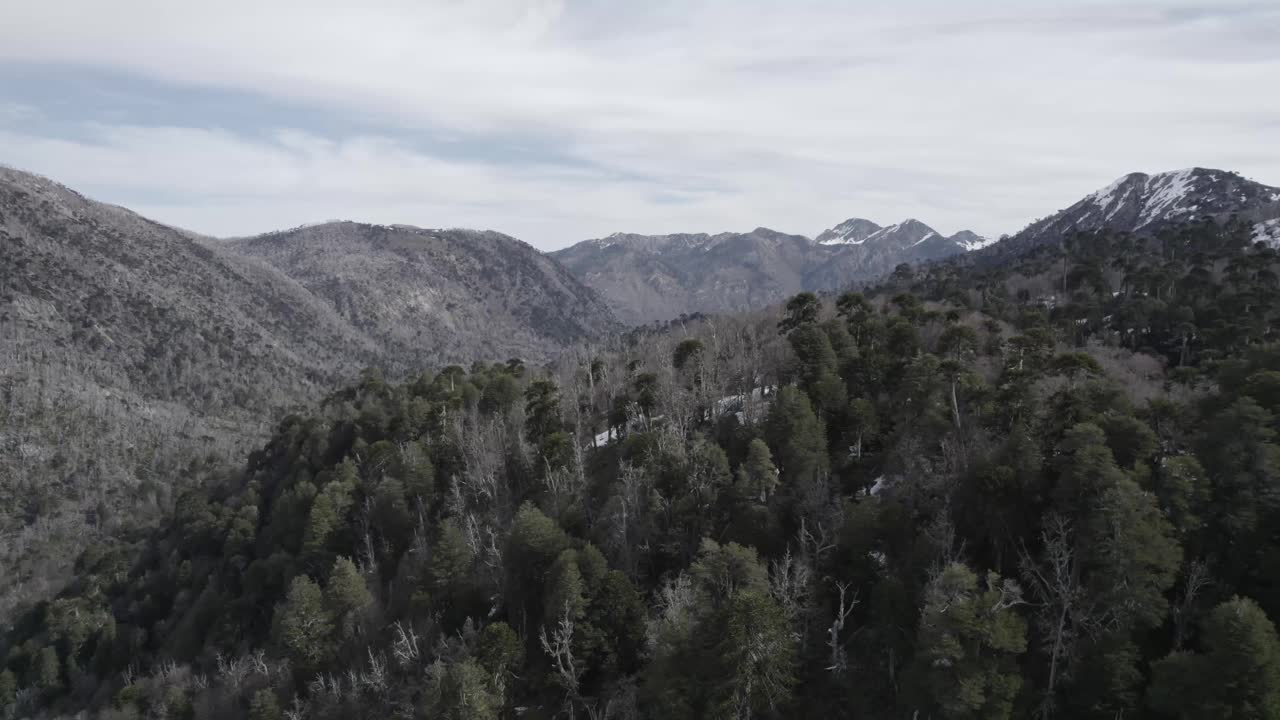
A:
1000,167,1280,254
815,216,989,254
947,230,996,251
816,218,882,245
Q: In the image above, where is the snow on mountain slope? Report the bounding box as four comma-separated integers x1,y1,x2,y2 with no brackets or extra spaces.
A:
816,218,882,245
948,230,997,251
1255,219,1280,248
994,167,1280,255
553,214,990,324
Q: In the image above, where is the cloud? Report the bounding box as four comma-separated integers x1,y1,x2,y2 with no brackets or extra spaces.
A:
0,1,1278,248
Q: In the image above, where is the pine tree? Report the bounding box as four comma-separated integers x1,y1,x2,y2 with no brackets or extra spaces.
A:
272,575,334,670
911,564,1027,720
35,646,61,694
478,622,524,681
709,589,797,719
423,658,501,720
249,688,283,720
735,439,779,502
1149,596,1280,719
779,292,820,333
764,386,828,485
428,518,475,615
325,556,372,639
0,668,16,708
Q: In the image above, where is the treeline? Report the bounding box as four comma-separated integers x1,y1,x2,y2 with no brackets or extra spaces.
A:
3,221,1280,719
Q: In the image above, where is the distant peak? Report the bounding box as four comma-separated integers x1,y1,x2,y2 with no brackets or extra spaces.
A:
817,217,883,245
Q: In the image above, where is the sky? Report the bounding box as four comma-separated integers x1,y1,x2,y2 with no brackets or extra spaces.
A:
1,1,1278,250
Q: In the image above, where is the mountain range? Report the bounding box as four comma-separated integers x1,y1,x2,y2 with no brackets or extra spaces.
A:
4,164,1277,380
3,160,1278,618
0,166,618,419
551,218,991,325
984,167,1280,260
552,167,1280,324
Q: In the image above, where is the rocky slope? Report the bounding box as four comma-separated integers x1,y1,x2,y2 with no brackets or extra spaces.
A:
554,219,988,325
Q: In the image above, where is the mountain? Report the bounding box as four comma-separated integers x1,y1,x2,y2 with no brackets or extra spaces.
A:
992,167,1280,257
816,217,882,245
554,219,988,325
816,217,994,252
13,210,1280,720
0,166,375,417
225,222,618,364
0,165,617,613
1,167,616,414
0,165,381,611
550,227,818,326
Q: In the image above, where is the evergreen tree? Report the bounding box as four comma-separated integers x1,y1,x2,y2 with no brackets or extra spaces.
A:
248,688,283,720
272,575,333,670
764,386,828,485
709,589,797,719
735,439,779,502
35,646,61,695
1149,596,1280,719
911,564,1027,720
324,556,372,640
423,658,501,720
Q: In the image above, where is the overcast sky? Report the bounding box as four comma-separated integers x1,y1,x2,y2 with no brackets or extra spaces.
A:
1,1,1278,249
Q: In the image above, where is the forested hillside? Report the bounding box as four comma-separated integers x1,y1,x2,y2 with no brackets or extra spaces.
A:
0,167,616,620
4,217,1280,719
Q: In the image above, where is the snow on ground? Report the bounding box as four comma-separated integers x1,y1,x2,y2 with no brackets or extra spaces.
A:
1138,169,1197,227
1253,218,1280,248
910,230,938,247
589,387,775,448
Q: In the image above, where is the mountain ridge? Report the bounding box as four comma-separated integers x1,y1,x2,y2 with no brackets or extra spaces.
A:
553,216,986,325
985,167,1280,260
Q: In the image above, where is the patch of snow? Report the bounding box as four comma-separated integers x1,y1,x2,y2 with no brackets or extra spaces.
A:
1104,185,1135,222
856,223,901,246
1087,174,1134,211
910,230,939,247
1138,168,1197,227
1253,218,1280,248
958,234,998,251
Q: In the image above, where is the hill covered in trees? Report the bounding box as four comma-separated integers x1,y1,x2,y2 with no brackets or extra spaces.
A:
4,215,1280,719
0,166,617,620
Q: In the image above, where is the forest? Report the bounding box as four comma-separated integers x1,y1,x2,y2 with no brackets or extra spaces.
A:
3,217,1280,719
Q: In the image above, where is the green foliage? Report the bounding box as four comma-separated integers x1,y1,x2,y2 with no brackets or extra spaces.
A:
324,556,372,639
764,386,827,484
689,539,770,608
423,658,501,720
709,589,797,718
478,622,524,680
779,292,820,333
0,669,14,708
735,438,779,502
1149,596,1280,719
911,564,1027,720
272,575,333,670
428,518,475,618
248,689,283,720
13,222,1280,720
35,645,61,694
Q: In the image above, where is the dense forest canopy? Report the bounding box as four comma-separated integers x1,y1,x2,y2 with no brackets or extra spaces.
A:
4,219,1280,719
